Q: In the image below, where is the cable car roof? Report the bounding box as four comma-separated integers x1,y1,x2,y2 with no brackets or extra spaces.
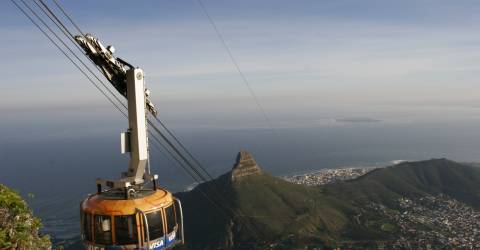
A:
82,189,173,215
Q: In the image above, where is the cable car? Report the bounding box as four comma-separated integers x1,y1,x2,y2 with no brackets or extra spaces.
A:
80,181,184,250
75,34,184,249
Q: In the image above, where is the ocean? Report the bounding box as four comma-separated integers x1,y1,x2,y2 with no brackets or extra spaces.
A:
2,109,480,244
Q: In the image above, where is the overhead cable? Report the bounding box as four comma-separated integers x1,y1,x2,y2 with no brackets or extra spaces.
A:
195,0,276,132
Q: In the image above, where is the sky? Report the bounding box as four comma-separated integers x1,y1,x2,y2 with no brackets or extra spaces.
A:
3,0,480,168
6,2,480,237
3,1,480,120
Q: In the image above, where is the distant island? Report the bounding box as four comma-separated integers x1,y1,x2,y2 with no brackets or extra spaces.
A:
335,117,382,123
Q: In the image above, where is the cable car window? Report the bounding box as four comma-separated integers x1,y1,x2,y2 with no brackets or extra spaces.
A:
82,212,93,241
115,215,138,245
94,215,112,245
174,200,181,224
165,205,176,233
146,210,164,239
174,199,183,242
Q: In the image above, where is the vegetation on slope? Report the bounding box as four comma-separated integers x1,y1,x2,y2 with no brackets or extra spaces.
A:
0,184,51,249
231,173,351,246
326,159,480,208
177,171,354,249
177,158,480,249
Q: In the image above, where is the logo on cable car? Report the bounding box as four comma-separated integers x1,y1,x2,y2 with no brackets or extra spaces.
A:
150,239,164,250
167,231,176,242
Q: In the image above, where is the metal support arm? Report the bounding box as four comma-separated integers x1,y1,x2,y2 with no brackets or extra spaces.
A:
124,68,148,182
97,68,150,190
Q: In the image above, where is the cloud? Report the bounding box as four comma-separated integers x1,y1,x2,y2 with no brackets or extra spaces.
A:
98,17,480,82
3,1,480,113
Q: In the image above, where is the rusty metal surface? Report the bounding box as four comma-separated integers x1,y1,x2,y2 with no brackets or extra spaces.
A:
82,189,173,215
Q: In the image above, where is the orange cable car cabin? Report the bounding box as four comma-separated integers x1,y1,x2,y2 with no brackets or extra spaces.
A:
81,187,184,250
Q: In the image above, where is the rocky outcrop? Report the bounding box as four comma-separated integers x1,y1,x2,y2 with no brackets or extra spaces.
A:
231,150,262,182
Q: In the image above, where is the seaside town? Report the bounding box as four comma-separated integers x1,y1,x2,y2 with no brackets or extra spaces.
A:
360,195,480,249
284,166,480,249
284,167,378,186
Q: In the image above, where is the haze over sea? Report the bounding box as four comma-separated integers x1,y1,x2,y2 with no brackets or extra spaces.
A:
3,104,480,240
4,0,480,242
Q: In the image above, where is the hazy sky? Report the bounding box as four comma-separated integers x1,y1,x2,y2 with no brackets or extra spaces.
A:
7,1,480,238
3,0,480,136
6,1,480,219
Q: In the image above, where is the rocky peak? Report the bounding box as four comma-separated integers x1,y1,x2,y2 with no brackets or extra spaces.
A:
231,150,262,182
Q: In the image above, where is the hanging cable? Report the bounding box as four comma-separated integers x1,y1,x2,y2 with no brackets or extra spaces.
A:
10,0,127,119
12,0,263,236
147,120,265,236
42,1,263,233
38,0,76,39
148,133,231,218
35,0,216,186
195,0,276,132
51,0,86,36
11,0,207,193
34,0,128,112
38,0,213,178
150,115,216,180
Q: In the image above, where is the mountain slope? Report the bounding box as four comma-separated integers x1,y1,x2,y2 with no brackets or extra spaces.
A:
326,158,480,208
177,167,353,249
176,155,480,249
176,151,357,249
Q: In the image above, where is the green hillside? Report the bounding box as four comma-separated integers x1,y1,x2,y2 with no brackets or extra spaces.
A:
177,172,354,249
176,157,480,249
176,151,354,249
326,159,480,207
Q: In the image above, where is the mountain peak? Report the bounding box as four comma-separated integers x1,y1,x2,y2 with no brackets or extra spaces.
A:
231,150,262,181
